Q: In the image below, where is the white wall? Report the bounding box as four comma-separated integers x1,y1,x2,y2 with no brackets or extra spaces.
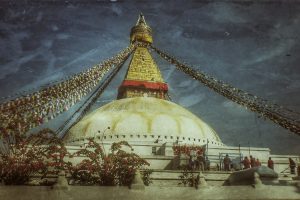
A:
66,141,299,174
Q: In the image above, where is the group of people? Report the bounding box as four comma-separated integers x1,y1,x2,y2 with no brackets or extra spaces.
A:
222,154,262,171
269,157,297,174
0,45,135,136
241,155,261,169
189,153,298,175
189,154,210,171
225,155,298,175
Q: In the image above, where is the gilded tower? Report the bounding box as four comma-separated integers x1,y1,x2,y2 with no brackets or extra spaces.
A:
117,14,168,99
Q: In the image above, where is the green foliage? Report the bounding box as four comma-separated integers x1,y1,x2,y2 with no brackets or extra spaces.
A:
178,165,199,189
0,129,70,185
141,169,153,186
68,139,150,186
0,131,150,186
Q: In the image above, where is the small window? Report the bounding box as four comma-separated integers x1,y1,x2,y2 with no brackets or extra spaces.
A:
170,136,173,139
116,135,119,138
193,138,196,141
188,138,190,141
158,135,161,138
177,137,179,139
144,135,147,138
203,140,205,143
130,135,133,138
151,135,155,138
183,137,185,140
110,136,113,139
122,135,126,138
104,136,106,139
198,139,200,142
165,136,167,139
137,135,140,138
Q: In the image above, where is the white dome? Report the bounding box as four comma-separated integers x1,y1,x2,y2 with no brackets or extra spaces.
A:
67,97,223,146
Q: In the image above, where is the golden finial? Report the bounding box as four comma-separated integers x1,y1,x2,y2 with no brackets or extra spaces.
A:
130,13,153,44
136,13,147,26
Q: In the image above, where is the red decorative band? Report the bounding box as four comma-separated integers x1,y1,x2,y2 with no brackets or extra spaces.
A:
120,80,168,91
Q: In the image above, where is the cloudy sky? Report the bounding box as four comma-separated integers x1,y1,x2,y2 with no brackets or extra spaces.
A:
0,0,299,154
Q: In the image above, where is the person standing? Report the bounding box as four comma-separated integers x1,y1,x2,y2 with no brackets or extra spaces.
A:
191,150,197,170
189,155,194,170
194,156,200,170
255,158,261,167
268,157,274,170
205,156,210,171
197,153,205,171
223,154,231,171
289,158,296,174
242,156,251,169
250,155,256,168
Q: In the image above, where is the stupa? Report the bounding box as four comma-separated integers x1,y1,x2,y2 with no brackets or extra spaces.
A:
65,14,298,174
66,14,223,148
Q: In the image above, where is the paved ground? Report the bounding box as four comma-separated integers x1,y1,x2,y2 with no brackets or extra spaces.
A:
1,185,300,200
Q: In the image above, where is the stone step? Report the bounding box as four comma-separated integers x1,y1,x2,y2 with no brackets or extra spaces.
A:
148,170,231,181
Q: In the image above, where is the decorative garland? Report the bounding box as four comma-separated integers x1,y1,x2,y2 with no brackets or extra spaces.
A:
0,44,135,137
150,44,300,135
59,49,133,137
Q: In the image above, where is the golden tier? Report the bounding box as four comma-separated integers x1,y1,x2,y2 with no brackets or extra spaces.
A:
117,46,168,99
124,46,164,82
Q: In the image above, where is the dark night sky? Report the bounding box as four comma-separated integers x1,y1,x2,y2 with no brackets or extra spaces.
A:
0,0,299,154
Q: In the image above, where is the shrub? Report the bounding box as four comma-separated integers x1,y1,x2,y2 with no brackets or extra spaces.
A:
141,169,153,186
178,165,199,189
0,129,70,185
68,139,150,186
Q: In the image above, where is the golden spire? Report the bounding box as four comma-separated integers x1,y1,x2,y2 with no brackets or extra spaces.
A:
118,14,168,100
125,47,164,82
